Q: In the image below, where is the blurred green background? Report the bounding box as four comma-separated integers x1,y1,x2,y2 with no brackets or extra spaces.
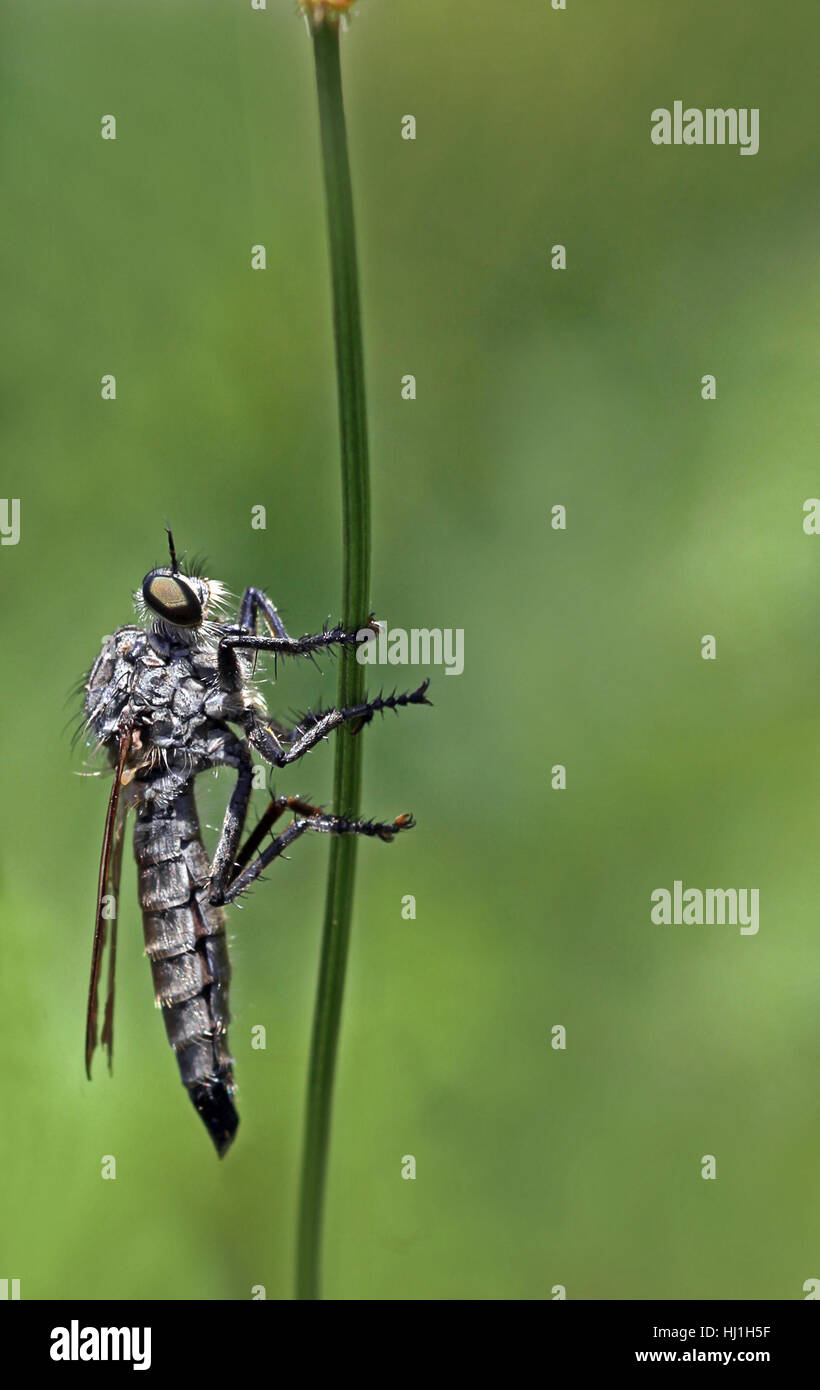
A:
1,0,819,1300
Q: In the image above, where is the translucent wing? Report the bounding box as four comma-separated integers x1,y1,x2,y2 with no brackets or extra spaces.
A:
85,730,131,1078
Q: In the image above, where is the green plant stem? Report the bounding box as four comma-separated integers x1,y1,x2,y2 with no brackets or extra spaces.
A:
295,15,371,1302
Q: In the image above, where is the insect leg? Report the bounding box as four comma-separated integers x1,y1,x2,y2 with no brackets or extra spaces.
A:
217,625,373,691
206,745,325,904
237,587,290,640
234,794,327,871
208,742,255,905
243,680,432,769
218,809,415,906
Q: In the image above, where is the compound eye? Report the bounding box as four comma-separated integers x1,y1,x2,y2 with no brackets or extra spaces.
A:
142,571,202,627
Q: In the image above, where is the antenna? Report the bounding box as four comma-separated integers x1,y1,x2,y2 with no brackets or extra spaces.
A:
166,525,179,574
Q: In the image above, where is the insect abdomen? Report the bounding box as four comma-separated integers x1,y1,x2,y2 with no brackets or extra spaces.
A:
134,790,238,1157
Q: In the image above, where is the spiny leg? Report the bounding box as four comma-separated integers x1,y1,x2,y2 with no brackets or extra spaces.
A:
207,681,429,902
210,596,429,904
234,794,327,872
215,809,415,906
244,680,432,770
218,623,375,691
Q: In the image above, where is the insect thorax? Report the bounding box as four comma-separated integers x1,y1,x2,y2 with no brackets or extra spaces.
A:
84,623,257,803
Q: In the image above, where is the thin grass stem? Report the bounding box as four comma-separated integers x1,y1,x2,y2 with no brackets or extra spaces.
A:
295,12,370,1302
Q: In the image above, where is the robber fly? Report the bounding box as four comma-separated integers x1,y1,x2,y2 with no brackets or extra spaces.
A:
81,530,429,1156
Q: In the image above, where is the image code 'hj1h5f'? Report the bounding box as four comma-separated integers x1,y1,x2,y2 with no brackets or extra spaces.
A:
78,530,430,1157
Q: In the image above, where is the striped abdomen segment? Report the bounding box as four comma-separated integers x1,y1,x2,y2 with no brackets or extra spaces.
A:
133,788,238,1156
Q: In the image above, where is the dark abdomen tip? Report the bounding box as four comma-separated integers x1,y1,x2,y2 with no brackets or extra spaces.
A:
189,1081,239,1158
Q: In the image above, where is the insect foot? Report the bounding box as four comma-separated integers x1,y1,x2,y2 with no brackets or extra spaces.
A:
350,679,433,735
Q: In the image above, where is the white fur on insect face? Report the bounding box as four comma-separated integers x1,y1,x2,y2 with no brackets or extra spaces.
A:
133,573,233,650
